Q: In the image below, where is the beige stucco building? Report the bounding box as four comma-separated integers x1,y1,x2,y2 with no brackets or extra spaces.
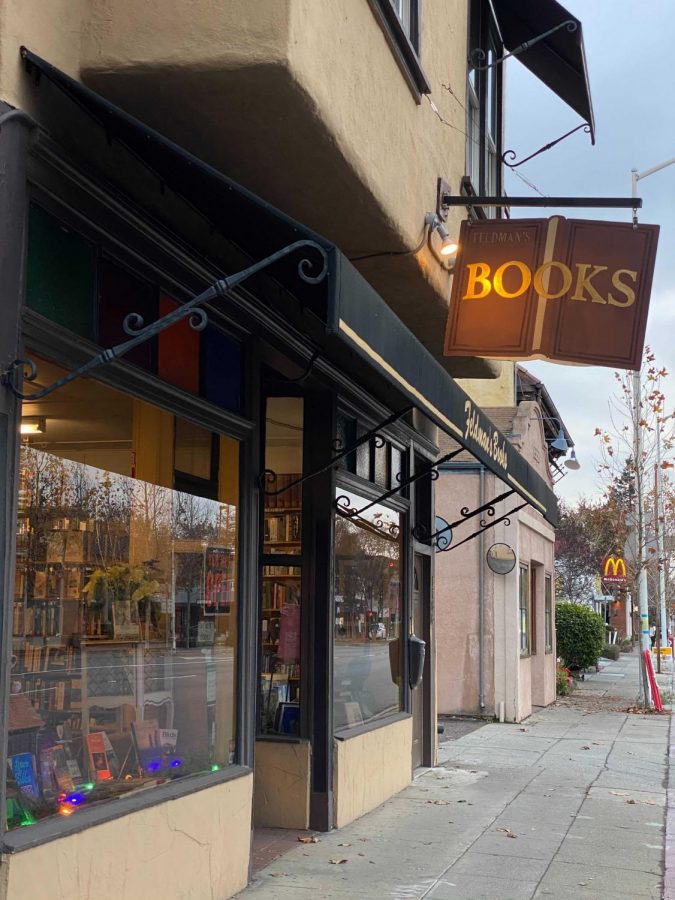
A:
0,1,592,897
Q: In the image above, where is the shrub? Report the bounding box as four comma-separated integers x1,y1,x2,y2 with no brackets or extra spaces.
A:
555,603,605,670
602,643,620,660
619,638,633,653
556,662,574,696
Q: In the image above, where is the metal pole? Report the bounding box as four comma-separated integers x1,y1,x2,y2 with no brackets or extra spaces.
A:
656,418,668,651
633,368,652,704
655,459,662,673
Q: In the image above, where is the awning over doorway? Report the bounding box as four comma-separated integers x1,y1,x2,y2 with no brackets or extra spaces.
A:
20,48,558,526
490,0,595,142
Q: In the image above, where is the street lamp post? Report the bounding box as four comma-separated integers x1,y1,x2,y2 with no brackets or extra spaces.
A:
629,158,675,700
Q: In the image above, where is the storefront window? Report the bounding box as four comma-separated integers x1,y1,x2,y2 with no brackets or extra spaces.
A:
8,356,238,831
259,398,303,735
333,489,403,731
519,564,530,656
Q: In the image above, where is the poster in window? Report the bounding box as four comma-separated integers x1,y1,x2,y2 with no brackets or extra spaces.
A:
204,546,234,615
278,603,300,663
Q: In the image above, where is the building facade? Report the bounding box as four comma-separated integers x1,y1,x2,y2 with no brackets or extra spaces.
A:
0,1,592,896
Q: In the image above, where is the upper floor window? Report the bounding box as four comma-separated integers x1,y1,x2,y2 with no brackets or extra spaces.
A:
466,0,503,215
369,0,430,98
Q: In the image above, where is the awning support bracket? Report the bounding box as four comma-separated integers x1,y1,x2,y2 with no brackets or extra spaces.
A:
412,488,516,549
502,122,591,169
469,19,577,71
440,194,642,213
261,405,414,497
445,502,529,552
2,239,328,402
334,448,464,519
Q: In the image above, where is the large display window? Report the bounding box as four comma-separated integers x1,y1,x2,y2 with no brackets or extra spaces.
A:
7,356,239,830
333,489,403,731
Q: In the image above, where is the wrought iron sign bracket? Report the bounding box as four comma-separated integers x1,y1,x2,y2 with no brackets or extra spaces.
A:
469,20,577,72
2,240,329,403
447,502,528,552
412,488,516,550
334,447,464,520
501,122,592,169
260,405,414,498
439,194,643,215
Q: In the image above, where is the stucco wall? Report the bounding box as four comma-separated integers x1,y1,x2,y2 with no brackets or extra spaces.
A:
254,740,311,829
0,774,253,900
435,469,496,716
333,717,412,829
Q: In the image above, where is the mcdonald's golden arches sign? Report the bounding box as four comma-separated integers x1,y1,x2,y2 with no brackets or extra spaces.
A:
601,554,628,586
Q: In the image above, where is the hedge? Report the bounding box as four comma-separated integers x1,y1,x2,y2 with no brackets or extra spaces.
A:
555,603,605,670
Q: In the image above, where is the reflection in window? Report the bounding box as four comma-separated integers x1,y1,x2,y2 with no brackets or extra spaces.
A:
333,490,402,731
8,357,238,831
519,565,530,656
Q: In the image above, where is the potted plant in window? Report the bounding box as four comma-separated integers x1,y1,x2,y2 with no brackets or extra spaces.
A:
83,564,159,640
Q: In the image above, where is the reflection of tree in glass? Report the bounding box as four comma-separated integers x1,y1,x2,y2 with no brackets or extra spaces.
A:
335,512,400,641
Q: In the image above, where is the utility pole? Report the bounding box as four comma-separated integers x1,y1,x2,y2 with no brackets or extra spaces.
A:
632,367,652,705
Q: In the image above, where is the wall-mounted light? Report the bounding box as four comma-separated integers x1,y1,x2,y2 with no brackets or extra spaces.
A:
20,416,46,435
564,448,581,470
425,213,459,262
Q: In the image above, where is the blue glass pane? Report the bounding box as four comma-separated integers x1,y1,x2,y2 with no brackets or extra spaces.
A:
202,327,241,413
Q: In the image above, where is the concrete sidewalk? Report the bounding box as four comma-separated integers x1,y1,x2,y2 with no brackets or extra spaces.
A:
240,653,671,899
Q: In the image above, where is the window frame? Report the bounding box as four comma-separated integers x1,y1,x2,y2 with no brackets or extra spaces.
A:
519,563,530,658
544,573,553,653
530,566,537,656
1,165,256,852
465,0,504,214
368,0,431,100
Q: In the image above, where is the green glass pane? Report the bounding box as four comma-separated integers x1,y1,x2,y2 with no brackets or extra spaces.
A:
26,205,95,338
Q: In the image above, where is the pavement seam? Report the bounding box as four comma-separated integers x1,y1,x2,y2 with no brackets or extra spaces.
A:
416,766,544,899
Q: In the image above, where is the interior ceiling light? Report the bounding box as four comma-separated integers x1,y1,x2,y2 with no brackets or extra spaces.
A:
20,416,46,435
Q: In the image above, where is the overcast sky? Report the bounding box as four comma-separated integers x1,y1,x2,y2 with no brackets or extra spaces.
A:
503,0,675,505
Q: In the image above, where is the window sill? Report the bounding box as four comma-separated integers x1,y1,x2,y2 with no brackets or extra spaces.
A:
335,710,410,742
1,764,251,854
367,1,430,101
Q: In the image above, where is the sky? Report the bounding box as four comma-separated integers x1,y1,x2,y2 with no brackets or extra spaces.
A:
502,0,675,504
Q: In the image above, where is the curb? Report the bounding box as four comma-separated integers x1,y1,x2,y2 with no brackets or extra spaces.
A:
664,667,675,900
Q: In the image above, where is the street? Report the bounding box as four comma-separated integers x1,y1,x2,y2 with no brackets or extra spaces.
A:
241,653,671,899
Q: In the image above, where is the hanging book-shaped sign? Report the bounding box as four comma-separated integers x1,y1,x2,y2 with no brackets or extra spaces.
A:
444,217,659,370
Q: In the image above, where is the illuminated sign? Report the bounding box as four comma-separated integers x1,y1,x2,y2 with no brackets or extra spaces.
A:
601,554,628,586
444,217,659,370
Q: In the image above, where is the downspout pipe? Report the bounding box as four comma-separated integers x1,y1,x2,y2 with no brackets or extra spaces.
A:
479,466,485,710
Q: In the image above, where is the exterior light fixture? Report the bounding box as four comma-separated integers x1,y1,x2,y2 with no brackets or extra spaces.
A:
564,448,581,470
20,416,46,435
425,213,459,260
551,428,569,453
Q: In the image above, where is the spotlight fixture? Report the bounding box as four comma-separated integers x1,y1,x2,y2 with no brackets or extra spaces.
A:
550,428,569,453
564,449,581,470
425,213,459,259
20,416,46,435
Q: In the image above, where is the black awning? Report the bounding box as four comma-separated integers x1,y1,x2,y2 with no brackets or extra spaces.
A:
20,48,558,526
491,0,595,143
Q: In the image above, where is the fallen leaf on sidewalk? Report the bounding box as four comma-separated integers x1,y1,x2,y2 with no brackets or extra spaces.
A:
581,746,590,750
496,827,518,838
270,873,289,877
626,799,637,805
329,859,348,865
427,800,449,805
298,836,319,844
519,728,528,732
609,791,629,796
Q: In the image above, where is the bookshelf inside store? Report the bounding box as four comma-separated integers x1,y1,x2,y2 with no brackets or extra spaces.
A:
260,472,302,736
8,355,238,832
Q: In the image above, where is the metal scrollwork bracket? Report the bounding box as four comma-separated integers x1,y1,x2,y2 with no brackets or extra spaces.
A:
412,488,515,549
501,123,592,169
260,405,413,498
334,448,464,521
469,20,577,71
447,502,528,552
2,239,329,402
